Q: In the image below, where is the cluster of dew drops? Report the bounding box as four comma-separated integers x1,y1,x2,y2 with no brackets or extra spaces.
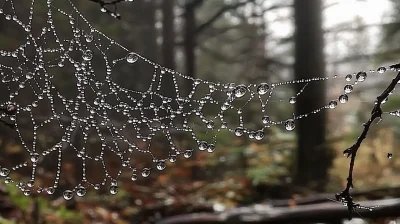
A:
0,0,397,200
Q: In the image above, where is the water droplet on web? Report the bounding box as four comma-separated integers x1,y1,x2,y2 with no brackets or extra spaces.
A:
63,190,73,200
82,50,93,61
289,97,296,104
4,177,12,184
387,153,393,159
262,115,270,124
169,155,177,163
199,141,208,151
0,168,10,177
234,127,244,136
26,73,33,79
156,161,166,170
24,190,30,196
344,84,353,94
184,150,192,158
142,168,151,177
131,174,137,181
207,121,214,129
234,85,247,98
207,144,215,153
339,94,348,103
257,83,269,95
285,119,295,131
30,153,39,163
126,52,138,63
85,34,93,43
377,67,386,74
110,186,118,195
328,100,337,109
356,71,367,82
76,186,86,197
345,74,352,81
100,7,107,12
255,131,264,140
46,187,55,195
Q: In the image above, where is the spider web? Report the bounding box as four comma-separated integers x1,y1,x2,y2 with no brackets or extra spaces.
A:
0,0,396,200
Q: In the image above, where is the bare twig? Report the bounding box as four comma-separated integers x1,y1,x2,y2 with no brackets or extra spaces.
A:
337,66,400,220
0,104,17,128
88,0,134,19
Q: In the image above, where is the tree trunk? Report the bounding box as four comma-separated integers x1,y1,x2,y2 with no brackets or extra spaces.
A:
161,0,176,98
183,2,197,96
293,0,332,191
183,0,203,180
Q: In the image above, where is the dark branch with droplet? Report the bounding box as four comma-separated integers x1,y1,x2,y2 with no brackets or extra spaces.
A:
337,68,400,220
88,0,134,19
0,104,17,129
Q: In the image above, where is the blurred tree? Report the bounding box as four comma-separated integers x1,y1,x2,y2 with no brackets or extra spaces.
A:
161,0,176,99
293,0,332,191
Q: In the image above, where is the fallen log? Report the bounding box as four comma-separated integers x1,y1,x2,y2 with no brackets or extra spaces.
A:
156,198,400,224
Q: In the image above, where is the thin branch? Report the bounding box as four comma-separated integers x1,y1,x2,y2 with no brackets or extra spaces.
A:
0,104,16,129
195,0,255,35
88,0,134,19
337,67,400,220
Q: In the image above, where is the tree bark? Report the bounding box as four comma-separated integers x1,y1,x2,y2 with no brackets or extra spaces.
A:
293,0,331,191
161,0,176,98
183,0,203,180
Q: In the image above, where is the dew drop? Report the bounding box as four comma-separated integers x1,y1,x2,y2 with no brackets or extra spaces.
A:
26,73,33,79
262,115,270,124
46,187,55,195
233,85,247,98
377,67,386,74
126,52,138,63
76,186,86,197
255,130,264,140
157,161,166,170
63,190,73,200
207,144,215,153
85,34,93,43
328,100,337,109
356,71,367,82
345,74,352,81
131,174,138,181
339,94,348,103
344,84,353,94
257,83,269,95
4,177,11,184
388,153,393,159
284,119,295,131
82,50,93,61
184,150,192,158
206,121,214,129
0,168,10,177
289,97,296,104
142,168,151,177
169,155,177,163
110,186,118,195
234,127,244,136
30,153,39,163
198,141,208,151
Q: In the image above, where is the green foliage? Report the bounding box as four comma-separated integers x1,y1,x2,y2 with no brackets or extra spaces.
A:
6,184,31,212
55,205,82,222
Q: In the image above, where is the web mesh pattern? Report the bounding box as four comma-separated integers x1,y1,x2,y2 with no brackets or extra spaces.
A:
0,0,396,199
